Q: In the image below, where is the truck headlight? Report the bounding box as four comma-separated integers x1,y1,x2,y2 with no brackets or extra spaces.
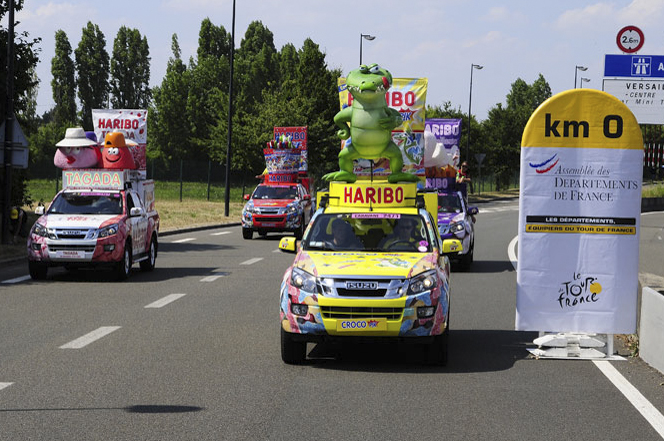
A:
290,267,317,293
98,224,119,238
408,270,438,295
243,202,255,214
32,222,48,238
449,221,464,234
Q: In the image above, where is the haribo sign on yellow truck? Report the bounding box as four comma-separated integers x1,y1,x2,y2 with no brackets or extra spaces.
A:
278,179,462,365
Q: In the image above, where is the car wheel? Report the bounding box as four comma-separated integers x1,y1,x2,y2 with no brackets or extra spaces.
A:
116,243,132,281
140,235,157,271
460,240,474,270
281,328,306,364
28,261,47,280
425,326,449,366
294,216,305,240
242,228,253,240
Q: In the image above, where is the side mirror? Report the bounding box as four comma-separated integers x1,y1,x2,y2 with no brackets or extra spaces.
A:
441,238,463,255
303,194,311,200
35,206,45,215
130,207,145,217
243,194,251,201
468,206,479,216
279,236,298,253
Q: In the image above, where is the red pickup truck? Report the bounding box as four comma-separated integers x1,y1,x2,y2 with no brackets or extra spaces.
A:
241,182,313,240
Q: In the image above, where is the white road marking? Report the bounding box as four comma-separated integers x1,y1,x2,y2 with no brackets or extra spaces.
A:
240,257,263,266
172,238,195,243
508,235,518,271
145,293,187,308
273,249,281,253
0,382,13,391
594,360,664,438
510,237,664,438
60,326,121,349
1,275,31,284
200,275,226,282
211,231,231,236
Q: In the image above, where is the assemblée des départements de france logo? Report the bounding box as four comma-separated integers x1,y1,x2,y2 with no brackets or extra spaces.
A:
529,153,639,203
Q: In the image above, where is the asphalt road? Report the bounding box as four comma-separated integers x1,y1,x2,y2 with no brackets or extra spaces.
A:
0,200,663,440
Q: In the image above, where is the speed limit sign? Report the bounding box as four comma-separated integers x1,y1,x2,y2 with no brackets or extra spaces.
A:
616,25,644,53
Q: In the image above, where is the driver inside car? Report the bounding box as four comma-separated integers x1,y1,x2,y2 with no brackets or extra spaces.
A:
330,218,363,249
379,218,422,250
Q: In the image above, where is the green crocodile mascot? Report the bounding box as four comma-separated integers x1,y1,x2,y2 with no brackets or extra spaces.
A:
323,64,419,183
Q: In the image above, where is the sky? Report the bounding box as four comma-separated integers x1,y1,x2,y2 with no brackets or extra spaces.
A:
12,0,664,122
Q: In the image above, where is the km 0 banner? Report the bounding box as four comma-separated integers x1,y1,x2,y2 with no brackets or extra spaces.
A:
516,89,643,334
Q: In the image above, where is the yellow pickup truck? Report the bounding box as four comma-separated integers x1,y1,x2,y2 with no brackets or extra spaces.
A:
278,179,462,365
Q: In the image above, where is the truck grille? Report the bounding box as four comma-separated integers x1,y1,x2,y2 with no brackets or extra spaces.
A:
320,306,402,320
49,244,96,253
319,277,405,298
336,288,387,297
53,229,93,240
256,216,284,223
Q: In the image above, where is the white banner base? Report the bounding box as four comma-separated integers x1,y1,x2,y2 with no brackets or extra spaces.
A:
527,332,625,360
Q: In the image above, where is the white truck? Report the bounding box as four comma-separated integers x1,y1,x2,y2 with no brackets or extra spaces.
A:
27,169,160,280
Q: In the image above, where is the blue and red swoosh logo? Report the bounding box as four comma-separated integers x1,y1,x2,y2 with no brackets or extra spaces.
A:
529,154,558,174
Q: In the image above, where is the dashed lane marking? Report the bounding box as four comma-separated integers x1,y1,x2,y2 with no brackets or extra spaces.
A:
172,238,195,243
1,275,31,284
240,257,264,265
0,383,13,391
59,326,122,349
211,231,231,236
144,293,187,308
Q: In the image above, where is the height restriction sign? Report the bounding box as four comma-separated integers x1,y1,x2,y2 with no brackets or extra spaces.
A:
616,25,644,53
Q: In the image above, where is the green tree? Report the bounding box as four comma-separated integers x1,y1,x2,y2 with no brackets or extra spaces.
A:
51,30,77,126
149,34,191,161
75,22,109,129
187,19,231,160
1,2,41,207
483,74,552,189
110,26,151,109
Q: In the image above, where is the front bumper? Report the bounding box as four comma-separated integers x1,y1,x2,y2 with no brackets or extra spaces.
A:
27,235,123,265
280,275,449,341
242,211,301,231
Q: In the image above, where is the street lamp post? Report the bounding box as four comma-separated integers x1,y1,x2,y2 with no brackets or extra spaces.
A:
580,77,590,88
467,63,483,164
359,33,375,65
574,65,588,89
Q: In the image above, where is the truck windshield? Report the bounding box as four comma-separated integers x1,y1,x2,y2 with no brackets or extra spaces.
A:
303,213,431,253
252,185,297,200
438,193,462,213
48,191,123,215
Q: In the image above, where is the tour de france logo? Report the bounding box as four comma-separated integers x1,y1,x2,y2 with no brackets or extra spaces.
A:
557,272,602,309
529,154,558,174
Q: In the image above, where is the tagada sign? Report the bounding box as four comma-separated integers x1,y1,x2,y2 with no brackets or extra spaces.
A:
516,89,643,334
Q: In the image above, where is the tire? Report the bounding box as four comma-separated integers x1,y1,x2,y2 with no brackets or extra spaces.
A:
294,216,305,240
140,235,157,271
425,326,449,366
460,240,474,270
116,243,132,281
242,228,253,240
281,328,306,364
28,261,47,280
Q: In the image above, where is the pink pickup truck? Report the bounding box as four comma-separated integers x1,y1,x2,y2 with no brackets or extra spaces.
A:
27,169,159,280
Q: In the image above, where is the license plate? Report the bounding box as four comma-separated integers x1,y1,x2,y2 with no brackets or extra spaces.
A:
262,223,276,227
336,318,387,332
56,250,86,259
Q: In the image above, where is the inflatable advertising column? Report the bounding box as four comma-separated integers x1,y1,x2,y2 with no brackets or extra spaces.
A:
516,89,643,335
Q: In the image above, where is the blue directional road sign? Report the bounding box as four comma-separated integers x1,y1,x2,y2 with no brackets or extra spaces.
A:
604,54,664,78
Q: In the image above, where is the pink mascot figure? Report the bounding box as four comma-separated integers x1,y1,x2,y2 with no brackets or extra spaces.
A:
54,127,101,169
102,132,138,169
